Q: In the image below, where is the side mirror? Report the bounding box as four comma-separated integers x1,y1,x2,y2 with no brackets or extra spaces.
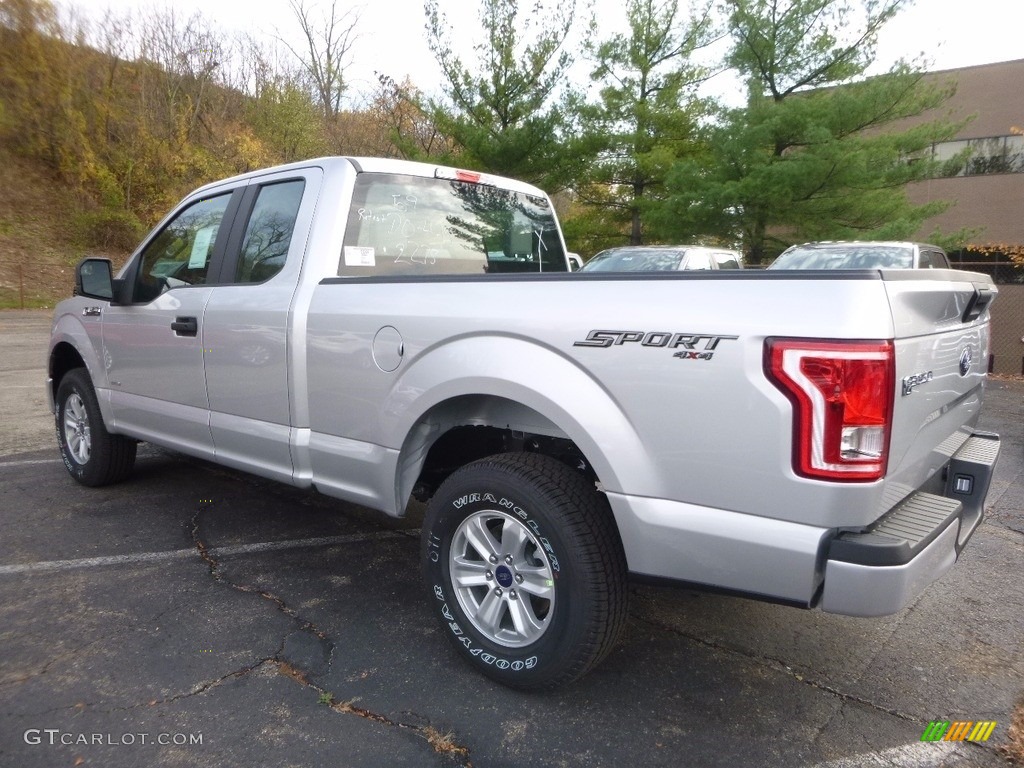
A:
567,253,583,271
74,258,126,303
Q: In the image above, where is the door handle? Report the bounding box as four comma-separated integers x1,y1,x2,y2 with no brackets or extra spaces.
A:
171,316,198,336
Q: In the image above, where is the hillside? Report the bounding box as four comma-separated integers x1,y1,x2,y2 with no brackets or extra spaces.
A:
0,0,417,311
0,147,131,309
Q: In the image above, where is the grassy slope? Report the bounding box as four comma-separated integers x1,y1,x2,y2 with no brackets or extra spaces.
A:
0,147,129,309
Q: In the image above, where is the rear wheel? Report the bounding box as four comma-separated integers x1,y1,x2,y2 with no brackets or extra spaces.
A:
422,452,627,689
55,368,136,486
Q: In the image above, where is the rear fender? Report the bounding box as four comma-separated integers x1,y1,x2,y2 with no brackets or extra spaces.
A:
386,336,659,510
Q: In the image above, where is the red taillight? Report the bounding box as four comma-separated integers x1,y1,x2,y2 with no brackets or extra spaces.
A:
765,339,894,482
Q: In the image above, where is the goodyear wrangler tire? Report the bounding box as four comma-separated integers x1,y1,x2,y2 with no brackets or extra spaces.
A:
422,452,628,689
56,368,136,487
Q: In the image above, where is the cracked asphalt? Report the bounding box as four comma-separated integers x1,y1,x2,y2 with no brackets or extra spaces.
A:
1,310,1022,767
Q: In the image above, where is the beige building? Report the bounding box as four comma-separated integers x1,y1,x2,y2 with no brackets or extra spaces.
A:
906,58,1024,250
898,59,1023,375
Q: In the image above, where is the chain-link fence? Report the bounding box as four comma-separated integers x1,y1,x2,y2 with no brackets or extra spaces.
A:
989,283,1024,376
942,261,1023,376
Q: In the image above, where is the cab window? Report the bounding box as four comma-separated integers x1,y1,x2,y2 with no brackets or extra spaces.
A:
235,180,306,283
920,250,949,269
133,193,232,302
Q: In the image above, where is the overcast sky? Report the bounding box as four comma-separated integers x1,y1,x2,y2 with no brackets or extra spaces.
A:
64,0,1024,107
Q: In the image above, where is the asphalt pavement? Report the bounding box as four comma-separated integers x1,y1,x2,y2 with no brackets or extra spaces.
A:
1,310,1021,767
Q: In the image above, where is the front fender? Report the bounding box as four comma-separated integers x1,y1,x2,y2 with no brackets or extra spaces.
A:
49,300,109,418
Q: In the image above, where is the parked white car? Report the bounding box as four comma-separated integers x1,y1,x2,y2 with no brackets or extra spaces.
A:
580,245,743,272
769,241,952,270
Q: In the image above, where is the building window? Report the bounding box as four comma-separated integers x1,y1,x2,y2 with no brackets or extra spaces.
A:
933,135,1024,177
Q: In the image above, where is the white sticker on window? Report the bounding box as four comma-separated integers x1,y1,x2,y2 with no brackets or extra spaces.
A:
189,226,215,269
344,246,376,267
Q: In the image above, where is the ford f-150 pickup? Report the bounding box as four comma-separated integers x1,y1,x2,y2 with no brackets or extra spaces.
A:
48,156,1001,689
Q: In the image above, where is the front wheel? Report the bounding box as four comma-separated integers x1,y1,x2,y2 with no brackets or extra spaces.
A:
422,452,628,689
55,368,136,487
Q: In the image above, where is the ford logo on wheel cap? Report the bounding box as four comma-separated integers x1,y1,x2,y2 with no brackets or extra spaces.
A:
959,347,973,377
495,565,515,588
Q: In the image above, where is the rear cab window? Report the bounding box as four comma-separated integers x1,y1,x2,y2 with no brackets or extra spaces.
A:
339,173,567,276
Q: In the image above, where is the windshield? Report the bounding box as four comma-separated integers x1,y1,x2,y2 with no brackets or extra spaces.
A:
769,245,914,270
339,173,566,276
580,248,684,272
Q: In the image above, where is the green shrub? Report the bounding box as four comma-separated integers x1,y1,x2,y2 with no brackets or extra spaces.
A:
72,209,144,252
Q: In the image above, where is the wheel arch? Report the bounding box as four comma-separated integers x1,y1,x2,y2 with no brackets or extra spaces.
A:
49,341,87,403
386,336,662,515
396,395,584,506
48,310,109,421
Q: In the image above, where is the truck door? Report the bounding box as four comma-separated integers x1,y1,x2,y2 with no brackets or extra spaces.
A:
101,189,240,458
201,168,321,484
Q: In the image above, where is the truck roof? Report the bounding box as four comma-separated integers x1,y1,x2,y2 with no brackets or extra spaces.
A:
189,156,548,199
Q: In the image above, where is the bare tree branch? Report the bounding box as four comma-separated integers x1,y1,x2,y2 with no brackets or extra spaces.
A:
280,0,360,120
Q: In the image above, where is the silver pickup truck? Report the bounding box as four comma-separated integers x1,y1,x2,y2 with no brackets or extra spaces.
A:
48,156,1000,689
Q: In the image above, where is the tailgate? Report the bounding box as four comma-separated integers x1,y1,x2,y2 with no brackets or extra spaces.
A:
882,269,996,507
818,269,999,616
884,270,995,499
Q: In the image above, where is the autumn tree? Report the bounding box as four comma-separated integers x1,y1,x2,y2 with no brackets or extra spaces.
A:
239,35,328,163
0,0,74,169
371,75,450,160
1,0,331,236
423,0,577,186
658,0,965,263
135,7,225,147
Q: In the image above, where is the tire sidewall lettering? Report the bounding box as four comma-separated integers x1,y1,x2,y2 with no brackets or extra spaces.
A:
431,582,540,674
422,455,623,687
444,492,560,575
56,390,85,476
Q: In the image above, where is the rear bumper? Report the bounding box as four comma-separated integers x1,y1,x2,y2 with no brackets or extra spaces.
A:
820,431,1000,616
606,431,999,615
